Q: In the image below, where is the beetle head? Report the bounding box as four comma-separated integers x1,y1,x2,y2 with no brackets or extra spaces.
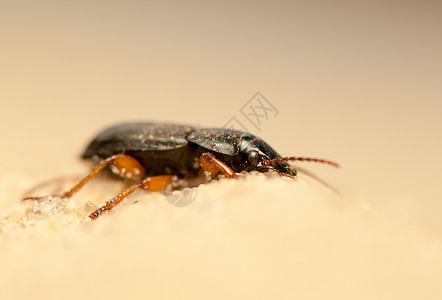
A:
232,134,297,178
233,134,339,179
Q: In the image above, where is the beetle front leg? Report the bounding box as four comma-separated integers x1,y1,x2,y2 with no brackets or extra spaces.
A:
199,152,236,179
23,154,146,202
89,175,173,219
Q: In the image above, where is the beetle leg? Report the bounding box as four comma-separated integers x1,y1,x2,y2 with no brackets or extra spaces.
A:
23,154,146,201
199,152,236,179
275,171,297,180
89,175,173,219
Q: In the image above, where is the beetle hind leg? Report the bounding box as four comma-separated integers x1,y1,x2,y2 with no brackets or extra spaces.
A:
89,175,173,219
23,154,146,202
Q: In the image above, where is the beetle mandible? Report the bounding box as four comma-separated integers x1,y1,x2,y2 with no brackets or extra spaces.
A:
24,122,339,219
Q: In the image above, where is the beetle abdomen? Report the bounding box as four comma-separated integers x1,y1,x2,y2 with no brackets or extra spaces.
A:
82,122,196,176
82,123,194,159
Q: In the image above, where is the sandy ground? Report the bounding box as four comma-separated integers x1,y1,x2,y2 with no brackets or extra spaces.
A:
1,170,441,300
1,1,442,299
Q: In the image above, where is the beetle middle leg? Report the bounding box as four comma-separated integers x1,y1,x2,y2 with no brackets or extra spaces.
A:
23,154,146,202
89,175,173,219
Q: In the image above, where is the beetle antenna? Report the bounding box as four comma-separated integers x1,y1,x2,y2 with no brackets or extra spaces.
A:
265,157,339,168
291,166,341,195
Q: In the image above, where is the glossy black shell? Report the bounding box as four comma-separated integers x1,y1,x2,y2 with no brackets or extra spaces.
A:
82,122,295,177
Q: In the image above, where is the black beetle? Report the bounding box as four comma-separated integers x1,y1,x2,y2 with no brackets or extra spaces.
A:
24,122,338,219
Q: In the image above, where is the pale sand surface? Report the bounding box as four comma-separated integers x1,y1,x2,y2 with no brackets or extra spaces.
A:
1,171,441,299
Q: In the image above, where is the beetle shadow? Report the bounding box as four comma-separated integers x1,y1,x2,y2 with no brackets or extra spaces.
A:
162,154,201,207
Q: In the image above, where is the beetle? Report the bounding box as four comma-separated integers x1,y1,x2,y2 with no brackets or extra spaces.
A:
24,122,339,219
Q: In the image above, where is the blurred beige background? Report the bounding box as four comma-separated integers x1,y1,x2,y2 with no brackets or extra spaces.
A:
0,0,441,299
2,0,441,223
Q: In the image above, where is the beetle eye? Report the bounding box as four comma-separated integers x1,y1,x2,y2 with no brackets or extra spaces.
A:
247,151,259,167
